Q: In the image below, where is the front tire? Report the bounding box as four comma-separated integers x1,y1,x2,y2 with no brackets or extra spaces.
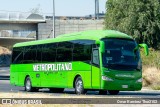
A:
25,77,38,92
75,76,86,94
108,90,119,95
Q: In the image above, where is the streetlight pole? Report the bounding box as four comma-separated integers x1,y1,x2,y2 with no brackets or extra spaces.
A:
53,0,55,38
97,0,99,20
95,0,96,19
95,0,99,20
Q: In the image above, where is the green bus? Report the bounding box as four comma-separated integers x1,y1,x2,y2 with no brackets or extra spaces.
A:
10,30,148,95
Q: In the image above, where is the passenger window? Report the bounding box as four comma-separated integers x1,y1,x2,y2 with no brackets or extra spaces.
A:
12,47,24,64
23,46,36,63
56,42,73,62
92,49,99,65
72,40,92,62
41,43,57,62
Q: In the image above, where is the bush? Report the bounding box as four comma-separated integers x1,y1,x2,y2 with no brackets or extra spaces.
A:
141,49,160,89
141,48,160,68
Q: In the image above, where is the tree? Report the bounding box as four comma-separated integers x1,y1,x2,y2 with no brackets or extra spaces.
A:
105,0,160,49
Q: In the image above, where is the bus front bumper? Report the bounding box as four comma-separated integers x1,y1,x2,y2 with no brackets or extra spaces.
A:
101,80,142,91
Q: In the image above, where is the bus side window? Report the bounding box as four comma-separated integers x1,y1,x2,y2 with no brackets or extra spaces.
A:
36,45,42,62
23,46,36,64
92,49,99,66
41,43,57,63
56,42,73,62
12,47,24,64
72,40,92,62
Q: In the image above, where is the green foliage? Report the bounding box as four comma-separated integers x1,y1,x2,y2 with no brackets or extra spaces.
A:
152,86,160,90
141,48,160,68
140,49,160,89
105,0,160,49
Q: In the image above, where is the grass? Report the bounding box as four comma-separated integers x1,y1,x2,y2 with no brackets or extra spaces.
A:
142,67,160,89
141,48,160,68
141,49,160,89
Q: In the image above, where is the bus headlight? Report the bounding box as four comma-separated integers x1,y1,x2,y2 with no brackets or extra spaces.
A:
136,78,142,83
102,76,113,81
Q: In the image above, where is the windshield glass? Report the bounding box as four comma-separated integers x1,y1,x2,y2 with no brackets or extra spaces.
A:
102,38,141,71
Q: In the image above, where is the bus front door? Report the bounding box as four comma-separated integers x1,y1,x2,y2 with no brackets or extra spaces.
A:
91,49,101,89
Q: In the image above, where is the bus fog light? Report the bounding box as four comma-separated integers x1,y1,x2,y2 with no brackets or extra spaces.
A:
102,76,113,81
136,78,142,83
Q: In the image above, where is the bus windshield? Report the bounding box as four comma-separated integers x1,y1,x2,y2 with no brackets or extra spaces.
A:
102,38,141,71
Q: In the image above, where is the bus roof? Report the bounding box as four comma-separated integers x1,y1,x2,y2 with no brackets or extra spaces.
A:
13,30,133,47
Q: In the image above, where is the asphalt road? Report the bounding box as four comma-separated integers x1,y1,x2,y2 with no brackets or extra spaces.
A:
0,67,10,77
1,79,160,98
0,67,160,98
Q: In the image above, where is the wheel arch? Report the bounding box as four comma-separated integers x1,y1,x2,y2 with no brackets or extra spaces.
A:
24,75,30,86
73,74,81,88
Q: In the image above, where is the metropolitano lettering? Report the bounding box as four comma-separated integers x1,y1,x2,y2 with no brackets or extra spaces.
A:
33,63,72,71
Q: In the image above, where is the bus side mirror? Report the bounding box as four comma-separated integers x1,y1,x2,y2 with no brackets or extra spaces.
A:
96,40,105,53
100,41,105,53
139,44,149,56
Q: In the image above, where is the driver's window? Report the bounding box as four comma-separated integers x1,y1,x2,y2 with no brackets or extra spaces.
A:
92,49,99,65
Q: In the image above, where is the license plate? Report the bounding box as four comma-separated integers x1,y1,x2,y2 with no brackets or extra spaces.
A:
122,85,128,88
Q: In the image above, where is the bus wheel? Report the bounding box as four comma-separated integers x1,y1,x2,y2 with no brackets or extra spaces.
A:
25,77,38,92
99,90,107,95
75,76,86,94
49,88,64,93
108,90,119,95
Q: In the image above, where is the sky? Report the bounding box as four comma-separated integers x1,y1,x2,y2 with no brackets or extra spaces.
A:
0,0,107,16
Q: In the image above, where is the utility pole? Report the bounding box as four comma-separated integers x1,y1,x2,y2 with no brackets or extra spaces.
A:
95,0,99,20
95,0,96,19
97,0,99,20
53,0,55,38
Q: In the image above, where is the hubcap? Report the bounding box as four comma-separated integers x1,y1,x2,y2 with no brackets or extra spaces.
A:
26,79,31,90
76,80,82,93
